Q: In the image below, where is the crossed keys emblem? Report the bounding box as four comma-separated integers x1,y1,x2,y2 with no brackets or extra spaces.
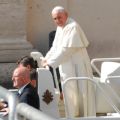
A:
42,89,53,104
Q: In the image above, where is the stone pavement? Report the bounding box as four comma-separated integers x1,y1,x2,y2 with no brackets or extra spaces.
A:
58,99,65,118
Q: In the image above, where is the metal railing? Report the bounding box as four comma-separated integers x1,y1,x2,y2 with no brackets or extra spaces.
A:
0,86,18,120
91,57,120,76
62,77,120,116
16,103,58,120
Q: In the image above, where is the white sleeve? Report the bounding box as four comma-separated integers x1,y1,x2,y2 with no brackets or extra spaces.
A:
45,46,56,59
47,47,78,68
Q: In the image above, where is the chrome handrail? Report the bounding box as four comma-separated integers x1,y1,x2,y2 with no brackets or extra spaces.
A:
91,57,120,76
16,103,57,120
0,86,18,120
62,77,120,115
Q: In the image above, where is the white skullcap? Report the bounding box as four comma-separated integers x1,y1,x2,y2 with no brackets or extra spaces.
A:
52,6,66,14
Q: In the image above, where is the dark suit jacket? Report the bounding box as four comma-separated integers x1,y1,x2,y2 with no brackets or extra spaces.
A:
18,83,40,109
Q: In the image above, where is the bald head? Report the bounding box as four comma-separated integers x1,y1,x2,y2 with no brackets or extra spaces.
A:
14,67,30,78
12,67,31,88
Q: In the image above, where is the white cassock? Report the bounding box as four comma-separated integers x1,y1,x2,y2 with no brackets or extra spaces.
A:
45,18,96,117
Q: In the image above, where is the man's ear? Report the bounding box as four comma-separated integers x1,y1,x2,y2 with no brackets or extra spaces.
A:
27,65,31,70
65,11,68,17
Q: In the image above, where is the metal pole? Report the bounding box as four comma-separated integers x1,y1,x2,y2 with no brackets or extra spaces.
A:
16,103,57,120
63,77,120,115
0,86,18,120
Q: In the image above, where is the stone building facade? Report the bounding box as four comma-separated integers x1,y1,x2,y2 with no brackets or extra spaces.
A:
0,0,120,88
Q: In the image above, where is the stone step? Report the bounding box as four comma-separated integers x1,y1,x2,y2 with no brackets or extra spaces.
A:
0,37,36,62
0,38,33,50
0,49,35,62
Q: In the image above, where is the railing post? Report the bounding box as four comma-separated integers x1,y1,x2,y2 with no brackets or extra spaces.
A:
16,103,58,120
0,86,18,120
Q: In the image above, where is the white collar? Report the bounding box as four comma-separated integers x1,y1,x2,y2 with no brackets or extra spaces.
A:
18,83,30,95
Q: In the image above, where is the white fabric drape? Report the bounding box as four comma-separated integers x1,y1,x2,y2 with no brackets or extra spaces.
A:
45,18,96,117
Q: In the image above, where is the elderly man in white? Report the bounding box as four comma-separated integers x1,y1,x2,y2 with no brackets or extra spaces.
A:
41,6,96,117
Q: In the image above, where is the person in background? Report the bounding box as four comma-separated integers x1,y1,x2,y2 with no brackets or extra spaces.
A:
41,6,96,117
0,67,40,116
49,30,62,99
17,56,38,70
30,69,38,88
17,56,38,88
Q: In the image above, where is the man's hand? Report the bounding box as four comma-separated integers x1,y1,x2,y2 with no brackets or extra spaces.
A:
0,107,9,116
40,57,48,68
0,102,6,110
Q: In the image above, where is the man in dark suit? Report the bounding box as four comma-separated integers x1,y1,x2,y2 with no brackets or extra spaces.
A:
12,67,40,109
49,31,62,98
0,67,40,116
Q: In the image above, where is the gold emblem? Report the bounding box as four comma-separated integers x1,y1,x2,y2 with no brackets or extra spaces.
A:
42,89,53,104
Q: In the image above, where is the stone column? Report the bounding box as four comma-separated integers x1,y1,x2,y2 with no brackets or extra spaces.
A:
0,0,35,88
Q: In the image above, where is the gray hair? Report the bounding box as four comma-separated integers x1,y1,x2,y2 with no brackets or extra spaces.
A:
51,6,66,14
